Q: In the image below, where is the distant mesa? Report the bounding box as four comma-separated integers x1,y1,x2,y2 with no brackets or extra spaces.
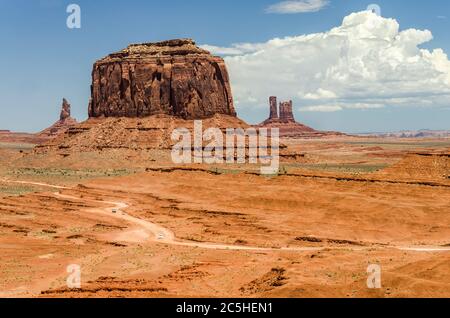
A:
256,96,343,138
0,130,39,144
88,38,236,120
358,130,450,139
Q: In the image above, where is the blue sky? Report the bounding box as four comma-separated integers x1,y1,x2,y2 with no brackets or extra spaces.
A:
0,0,449,133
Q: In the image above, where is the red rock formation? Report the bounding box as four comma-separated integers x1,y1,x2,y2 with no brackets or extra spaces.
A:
269,96,278,120
279,100,295,123
60,98,71,121
0,99,78,145
88,39,236,120
257,96,344,138
37,98,78,140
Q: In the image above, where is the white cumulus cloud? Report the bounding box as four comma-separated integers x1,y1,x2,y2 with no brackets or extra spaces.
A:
204,11,450,113
266,0,329,14
300,105,343,112
304,88,338,100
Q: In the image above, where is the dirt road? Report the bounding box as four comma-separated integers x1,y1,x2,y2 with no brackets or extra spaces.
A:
3,179,450,253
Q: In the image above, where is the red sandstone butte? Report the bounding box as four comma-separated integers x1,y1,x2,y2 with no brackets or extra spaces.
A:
88,39,236,120
257,96,344,138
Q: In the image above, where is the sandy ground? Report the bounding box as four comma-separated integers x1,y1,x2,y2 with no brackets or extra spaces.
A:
0,137,449,298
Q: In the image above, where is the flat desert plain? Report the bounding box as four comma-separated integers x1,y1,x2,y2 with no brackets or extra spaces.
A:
0,137,449,298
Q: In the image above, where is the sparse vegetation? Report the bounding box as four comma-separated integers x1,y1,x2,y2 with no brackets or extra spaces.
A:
285,163,388,173
0,183,38,196
0,142,35,151
3,168,140,186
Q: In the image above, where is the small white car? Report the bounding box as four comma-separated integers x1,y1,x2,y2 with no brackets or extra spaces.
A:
157,233,165,240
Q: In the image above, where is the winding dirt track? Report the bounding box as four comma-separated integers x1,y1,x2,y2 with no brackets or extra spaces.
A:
3,179,450,253
55,192,324,252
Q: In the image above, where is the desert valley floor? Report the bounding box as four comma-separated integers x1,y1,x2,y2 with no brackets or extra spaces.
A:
0,136,449,298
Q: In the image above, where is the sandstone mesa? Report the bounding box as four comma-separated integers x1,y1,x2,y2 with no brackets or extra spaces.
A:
88,39,236,120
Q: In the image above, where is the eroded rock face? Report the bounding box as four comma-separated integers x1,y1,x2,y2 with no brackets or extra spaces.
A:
88,39,236,119
279,101,295,123
60,98,71,121
269,96,278,120
257,96,345,138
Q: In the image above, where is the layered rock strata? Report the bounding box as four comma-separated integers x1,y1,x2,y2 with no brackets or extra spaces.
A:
88,39,236,120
